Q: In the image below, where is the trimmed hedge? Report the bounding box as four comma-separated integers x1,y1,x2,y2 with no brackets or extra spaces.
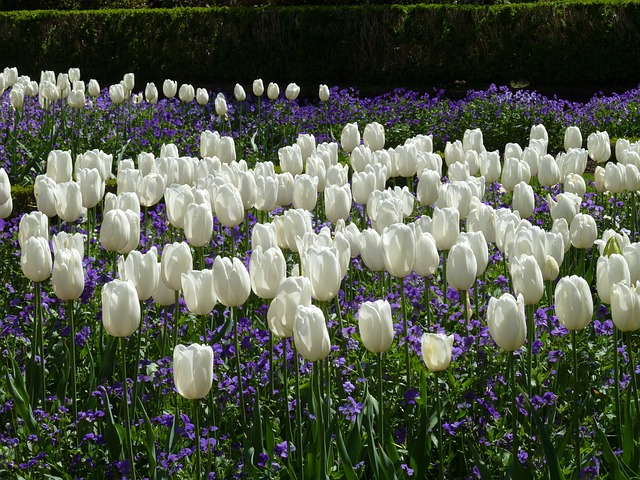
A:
0,0,530,9
1,4,639,90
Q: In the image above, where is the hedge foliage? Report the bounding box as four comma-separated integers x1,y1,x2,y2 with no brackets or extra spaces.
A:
1,4,639,90
0,0,529,9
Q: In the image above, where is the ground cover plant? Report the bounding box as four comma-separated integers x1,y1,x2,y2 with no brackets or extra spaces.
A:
2,67,640,479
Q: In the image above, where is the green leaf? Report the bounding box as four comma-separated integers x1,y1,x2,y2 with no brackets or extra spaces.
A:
103,389,125,461
469,440,492,480
519,386,563,480
334,417,358,480
5,357,38,435
595,425,629,480
603,235,623,257
138,398,158,480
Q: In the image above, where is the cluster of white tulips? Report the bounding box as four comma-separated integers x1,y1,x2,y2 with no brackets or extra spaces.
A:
11,62,640,477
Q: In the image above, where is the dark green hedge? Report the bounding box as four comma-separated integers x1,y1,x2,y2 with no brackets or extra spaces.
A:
1,4,639,90
0,0,528,10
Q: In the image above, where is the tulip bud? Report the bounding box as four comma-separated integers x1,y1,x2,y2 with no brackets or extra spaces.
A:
215,92,227,116
213,183,244,228
359,228,385,272
596,254,630,304
267,82,279,100
294,305,331,362
555,275,593,330
181,269,217,316
163,79,177,98
381,223,416,278
285,82,300,100
46,149,73,184
161,242,194,291
212,255,251,307
302,246,343,302
446,241,477,292
475,151,499,184
611,282,640,332
512,181,535,219
564,126,582,151
178,84,195,103
569,213,598,249
541,255,560,282
109,83,125,104
10,86,24,109
250,246,287,299
421,333,454,372
253,78,264,97
279,144,304,176
196,87,209,106
118,247,159,301
431,206,460,250
85,79,100,97
509,254,544,305
52,248,84,301
234,83,246,101
487,293,526,352
341,122,361,153
358,299,394,353
363,122,385,151
102,279,140,337
184,202,214,248
319,84,330,102
324,184,352,224
21,236,52,283
267,276,312,338
54,181,83,223
173,343,214,400
587,131,611,163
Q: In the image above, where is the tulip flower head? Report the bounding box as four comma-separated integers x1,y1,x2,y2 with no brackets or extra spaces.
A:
173,343,214,400
358,299,394,353
294,305,331,362
21,236,52,283
421,333,454,372
102,279,140,337
212,256,251,307
52,247,85,301
319,84,330,102
555,275,593,330
181,269,217,316
267,276,312,338
487,293,526,352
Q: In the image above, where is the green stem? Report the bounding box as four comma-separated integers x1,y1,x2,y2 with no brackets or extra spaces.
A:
627,332,640,422
526,304,534,400
173,290,180,352
442,250,449,315
509,351,519,470
436,372,444,480
378,352,384,444
424,276,432,329
120,337,136,479
269,331,275,397
283,338,293,467
613,326,622,447
233,306,247,429
293,341,304,477
69,301,78,432
314,361,327,480
400,278,411,392
132,302,143,419
572,330,580,476
193,399,201,480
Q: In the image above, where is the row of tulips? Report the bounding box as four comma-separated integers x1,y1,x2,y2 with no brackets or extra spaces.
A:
3,68,640,479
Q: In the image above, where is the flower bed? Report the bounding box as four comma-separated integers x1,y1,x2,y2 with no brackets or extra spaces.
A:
2,67,640,478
